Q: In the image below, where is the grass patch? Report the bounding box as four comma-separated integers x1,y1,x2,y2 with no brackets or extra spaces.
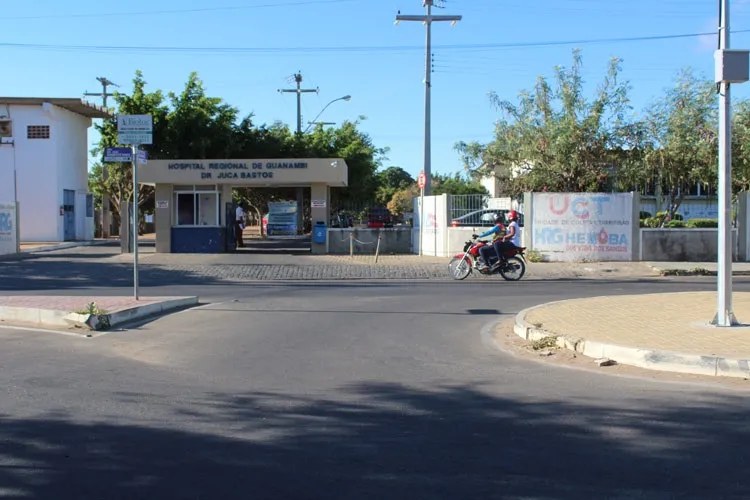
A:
75,301,108,316
530,335,559,351
525,250,545,263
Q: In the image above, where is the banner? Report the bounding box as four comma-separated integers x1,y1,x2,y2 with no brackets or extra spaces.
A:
267,201,298,237
0,203,18,255
532,193,633,261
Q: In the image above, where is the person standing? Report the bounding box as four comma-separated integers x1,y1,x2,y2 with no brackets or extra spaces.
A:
235,202,246,248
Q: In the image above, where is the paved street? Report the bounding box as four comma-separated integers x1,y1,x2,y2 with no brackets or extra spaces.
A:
1,250,750,498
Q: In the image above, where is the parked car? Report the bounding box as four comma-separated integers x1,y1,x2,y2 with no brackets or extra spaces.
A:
450,209,524,227
367,206,393,228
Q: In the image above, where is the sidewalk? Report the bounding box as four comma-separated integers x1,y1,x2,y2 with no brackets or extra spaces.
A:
0,295,198,332
513,292,750,378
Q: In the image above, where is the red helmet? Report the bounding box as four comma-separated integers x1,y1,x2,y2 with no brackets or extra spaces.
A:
508,210,519,221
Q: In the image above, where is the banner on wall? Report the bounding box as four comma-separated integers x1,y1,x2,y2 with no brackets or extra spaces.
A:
0,203,18,256
267,201,298,237
532,193,633,261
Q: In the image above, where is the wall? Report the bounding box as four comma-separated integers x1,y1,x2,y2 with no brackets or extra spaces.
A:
328,228,412,254
56,106,93,241
0,203,18,255
412,195,449,256
171,227,227,253
2,105,59,241
641,229,739,261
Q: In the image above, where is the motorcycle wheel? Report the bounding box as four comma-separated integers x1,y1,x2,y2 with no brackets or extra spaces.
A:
448,257,472,280
499,256,526,281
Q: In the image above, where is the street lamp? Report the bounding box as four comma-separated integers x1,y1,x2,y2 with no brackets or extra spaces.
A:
303,95,351,133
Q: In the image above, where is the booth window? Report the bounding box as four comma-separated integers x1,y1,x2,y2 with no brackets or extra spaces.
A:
173,185,220,226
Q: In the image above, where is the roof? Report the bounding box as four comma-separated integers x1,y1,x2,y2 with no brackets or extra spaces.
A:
0,97,113,119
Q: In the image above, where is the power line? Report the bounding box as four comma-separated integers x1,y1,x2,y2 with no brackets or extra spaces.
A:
0,0,364,20
1,29,746,56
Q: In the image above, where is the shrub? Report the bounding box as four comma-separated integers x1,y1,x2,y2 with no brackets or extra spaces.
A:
525,249,545,263
686,218,718,228
656,210,683,221
639,211,652,219
664,220,686,228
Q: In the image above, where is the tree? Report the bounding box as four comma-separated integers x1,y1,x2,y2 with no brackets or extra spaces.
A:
387,186,419,216
639,69,718,221
375,166,415,204
732,99,750,192
431,173,488,196
455,49,637,195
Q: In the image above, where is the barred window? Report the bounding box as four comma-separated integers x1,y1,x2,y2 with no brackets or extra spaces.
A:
27,125,50,139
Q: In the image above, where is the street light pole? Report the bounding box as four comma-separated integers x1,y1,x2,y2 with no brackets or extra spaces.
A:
303,95,351,133
396,0,461,196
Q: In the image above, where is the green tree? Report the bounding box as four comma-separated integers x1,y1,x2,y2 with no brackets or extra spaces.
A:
387,186,419,216
431,173,488,196
375,166,415,204
732,99,750,192
456,49,636,195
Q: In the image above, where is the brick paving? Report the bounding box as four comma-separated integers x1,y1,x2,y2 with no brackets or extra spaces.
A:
524,291,750,359
0,296,179,313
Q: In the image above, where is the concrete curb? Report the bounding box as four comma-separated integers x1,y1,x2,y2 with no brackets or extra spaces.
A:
21,239,115,254
0,296,198,332
648,264,750,277
513,301,750,379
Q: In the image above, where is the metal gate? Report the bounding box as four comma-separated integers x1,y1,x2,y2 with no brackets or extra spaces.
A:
63,189,76,241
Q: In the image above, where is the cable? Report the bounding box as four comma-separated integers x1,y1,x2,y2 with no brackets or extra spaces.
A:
0,29,746,55
0,0,364,20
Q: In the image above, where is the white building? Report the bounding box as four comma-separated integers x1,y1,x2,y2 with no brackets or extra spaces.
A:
0,98,111,242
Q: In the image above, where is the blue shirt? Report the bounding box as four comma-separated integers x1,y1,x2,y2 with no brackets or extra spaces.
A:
477,224,503,239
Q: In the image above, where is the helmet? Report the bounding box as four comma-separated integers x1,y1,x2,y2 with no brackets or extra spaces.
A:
507,210,519,221
493,213,502,222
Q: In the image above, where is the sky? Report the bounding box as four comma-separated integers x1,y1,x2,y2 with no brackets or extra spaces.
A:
2,0,750,180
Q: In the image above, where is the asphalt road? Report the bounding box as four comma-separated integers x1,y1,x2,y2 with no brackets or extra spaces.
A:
1,276,750,499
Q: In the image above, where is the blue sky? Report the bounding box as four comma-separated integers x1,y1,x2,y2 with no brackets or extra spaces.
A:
2,0,750,179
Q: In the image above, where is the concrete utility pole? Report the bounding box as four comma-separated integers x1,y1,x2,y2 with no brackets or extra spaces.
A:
84,77,118,110
85,77,119,239
278,72,319,134
712,0,749,326
396,0,461,196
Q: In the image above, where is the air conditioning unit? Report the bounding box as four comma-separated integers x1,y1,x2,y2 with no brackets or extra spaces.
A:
0,119,12,138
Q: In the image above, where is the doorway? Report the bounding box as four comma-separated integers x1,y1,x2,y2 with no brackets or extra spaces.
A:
63,189,76,241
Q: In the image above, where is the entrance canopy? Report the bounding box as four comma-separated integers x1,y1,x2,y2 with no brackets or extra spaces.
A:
138,158,349,187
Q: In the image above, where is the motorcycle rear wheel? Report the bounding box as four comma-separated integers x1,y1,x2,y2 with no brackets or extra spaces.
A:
499,256,526,281
448,257,472,280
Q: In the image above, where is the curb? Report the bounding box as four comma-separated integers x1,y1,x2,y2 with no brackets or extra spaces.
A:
648,265,750,277
513,301,750,379
0,297,198,332
22,239,115,254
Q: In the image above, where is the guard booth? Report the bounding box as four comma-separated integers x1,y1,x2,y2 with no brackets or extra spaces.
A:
134,158,348,254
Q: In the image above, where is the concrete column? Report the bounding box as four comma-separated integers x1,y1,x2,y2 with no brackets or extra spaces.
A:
296,187,304,234
154,184,172,253
522,192,533,248
221,185,233,226
631,191,641,261
738,191,749,262
311,183,328,254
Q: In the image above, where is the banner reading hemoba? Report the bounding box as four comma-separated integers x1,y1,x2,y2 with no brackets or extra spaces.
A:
531,193,633,261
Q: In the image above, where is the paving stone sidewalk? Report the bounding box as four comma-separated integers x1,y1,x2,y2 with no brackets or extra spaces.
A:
0,296,176,313
516,292,750,378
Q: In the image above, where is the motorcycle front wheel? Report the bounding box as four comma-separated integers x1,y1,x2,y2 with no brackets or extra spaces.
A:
448,257,472,280
499,256,526,281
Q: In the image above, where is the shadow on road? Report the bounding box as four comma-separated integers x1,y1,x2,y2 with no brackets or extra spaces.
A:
0,383,747,499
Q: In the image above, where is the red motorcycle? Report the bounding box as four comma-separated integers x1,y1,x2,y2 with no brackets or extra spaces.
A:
448,238,527,281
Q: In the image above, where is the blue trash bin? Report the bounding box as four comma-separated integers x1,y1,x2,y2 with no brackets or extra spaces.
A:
313,221,327,244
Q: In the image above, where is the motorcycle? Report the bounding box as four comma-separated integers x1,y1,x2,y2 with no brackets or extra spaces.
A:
448,238,527,281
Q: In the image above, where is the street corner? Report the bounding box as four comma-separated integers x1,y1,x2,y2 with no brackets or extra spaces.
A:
508,292,750,380
0,296,199,335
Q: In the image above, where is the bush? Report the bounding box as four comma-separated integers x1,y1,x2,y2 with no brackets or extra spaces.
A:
639,211,652,219
656,211,683,221
664,219,686,228
686,218,718,228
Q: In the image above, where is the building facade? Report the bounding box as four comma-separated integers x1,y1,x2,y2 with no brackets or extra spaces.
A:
0,98,111,242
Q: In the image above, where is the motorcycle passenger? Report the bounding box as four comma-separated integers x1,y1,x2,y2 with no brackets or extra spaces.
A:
474,214,505,272
498,210,521,261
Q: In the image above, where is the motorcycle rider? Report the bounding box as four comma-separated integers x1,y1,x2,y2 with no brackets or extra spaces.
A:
473,213,505,272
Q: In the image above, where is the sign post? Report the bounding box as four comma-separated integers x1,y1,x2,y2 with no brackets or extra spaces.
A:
417,171,426,256
117,114,153,300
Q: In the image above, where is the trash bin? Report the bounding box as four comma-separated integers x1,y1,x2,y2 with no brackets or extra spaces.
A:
313,221,327,244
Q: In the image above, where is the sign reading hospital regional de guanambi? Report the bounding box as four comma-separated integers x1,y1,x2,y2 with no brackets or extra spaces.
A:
531,193,633,262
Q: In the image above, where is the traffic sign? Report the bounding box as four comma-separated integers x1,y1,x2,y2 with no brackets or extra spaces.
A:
117,132,152,145
137,149,148,165
417,171,426,189
104,146,132,162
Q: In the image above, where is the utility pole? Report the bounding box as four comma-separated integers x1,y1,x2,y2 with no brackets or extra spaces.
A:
712,0,749,326
278,72,319,134
85,77,119,240
396,0,461,196
84,77,118,110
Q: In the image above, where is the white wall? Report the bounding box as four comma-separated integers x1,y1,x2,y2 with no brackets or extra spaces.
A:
412,195,449,256
1,104,93,242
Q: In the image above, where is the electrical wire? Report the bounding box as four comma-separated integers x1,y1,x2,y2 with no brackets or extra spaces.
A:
0,29,747,55
0,0,365,21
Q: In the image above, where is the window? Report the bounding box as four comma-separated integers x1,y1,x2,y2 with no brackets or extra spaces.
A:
173,185,220,226
27,125,50,139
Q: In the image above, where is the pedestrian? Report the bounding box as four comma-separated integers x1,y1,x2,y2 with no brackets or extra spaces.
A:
236,202,246,248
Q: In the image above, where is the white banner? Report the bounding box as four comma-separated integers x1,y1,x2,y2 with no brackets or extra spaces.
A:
0,203,18,255
532,193,633,261
412,195,448,256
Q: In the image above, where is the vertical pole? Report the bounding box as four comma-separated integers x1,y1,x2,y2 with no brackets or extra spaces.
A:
715,0,736,326
132,144,139,300
423,2,432,197
349,231,354,258
375,231,382,263
296,76,302,134
419,189,424,256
